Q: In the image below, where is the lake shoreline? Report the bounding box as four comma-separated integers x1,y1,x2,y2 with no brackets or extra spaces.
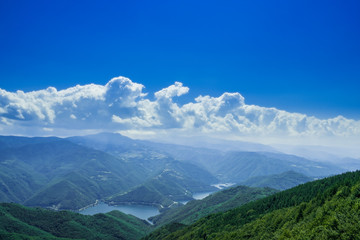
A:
78,202,160,223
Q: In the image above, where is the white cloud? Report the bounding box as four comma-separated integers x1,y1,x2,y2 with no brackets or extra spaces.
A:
0,76,359,148
154,82,189,99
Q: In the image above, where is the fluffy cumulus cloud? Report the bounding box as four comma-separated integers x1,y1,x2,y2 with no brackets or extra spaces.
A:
0,76,359,143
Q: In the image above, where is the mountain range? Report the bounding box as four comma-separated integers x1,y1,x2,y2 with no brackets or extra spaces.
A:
2,170,360,239
0,133,345,211
1,132,358,239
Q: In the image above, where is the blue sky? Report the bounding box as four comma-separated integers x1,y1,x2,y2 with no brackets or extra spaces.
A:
0,0,360,119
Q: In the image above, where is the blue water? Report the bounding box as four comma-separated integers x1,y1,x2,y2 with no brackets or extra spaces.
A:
79,202,159,222
79,190,219,219
181,183,234,205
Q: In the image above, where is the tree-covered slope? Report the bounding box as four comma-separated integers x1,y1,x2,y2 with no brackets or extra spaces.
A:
68,133,219,185
0,135,218,211
69,133,341,185
145,170,360,240
0,159,46,203
0,202,152,240
108,168,216,209
218,185,360,239
240,170,314,190
149,185,278,226
0,136,150,210
68,133,173,175
215,151,342,182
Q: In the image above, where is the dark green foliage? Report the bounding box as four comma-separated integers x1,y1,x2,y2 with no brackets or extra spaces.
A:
240,170,314,190
149,185,278,226
0,203,152,240
146,170,360,239
143,223,186,240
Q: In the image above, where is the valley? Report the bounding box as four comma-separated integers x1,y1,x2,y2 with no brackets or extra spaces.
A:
145,170,360,239
0,133,358,239
2,1,358,239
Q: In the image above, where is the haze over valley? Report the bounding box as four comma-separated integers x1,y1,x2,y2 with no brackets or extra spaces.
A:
1,0,360,239
0,75,359,240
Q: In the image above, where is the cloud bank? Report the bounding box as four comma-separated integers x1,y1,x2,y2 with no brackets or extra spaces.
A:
0,76,359,146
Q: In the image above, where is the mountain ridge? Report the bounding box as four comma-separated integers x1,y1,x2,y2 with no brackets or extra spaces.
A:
0,134,218,210
145,170,360,239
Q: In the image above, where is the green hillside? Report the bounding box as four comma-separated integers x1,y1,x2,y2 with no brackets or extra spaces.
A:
215,151,341,182
69,133,342,184
0,159,46,203
149,185,278,226
240,170,314,190
68,133,218,185
0,137,150,210
108,169,216,209
145,170,360,239
68,133,174,175
0,135,217,211
0,202,152,240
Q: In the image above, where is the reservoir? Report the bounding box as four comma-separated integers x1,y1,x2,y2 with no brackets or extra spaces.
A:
180,183,234,204
78,186,232,219
79,202,159,223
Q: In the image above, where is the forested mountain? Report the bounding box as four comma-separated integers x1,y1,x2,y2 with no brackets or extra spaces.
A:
68,133,223,172
108,166,217,209
0,137,150,210
145,170,360,240
69,133,343,182
69,134,219,209
0,134,351,238
240,170,314,190
214,151,342,182
133,140,225,171
0,133,358,239
149,185,278,226
0,133,344,212
0,203,152,240
0,135,218,210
